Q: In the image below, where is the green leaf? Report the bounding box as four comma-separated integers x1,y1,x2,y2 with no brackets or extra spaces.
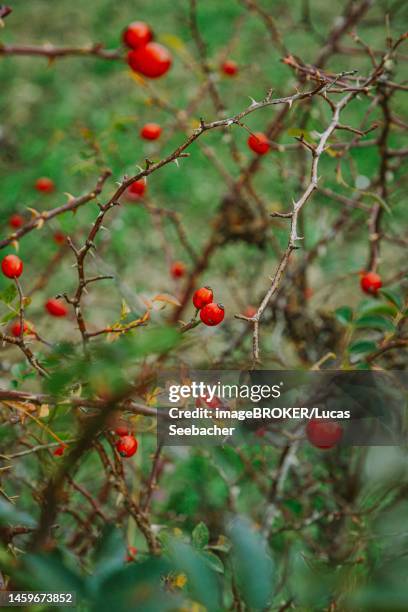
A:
23,551,86,595
208,535,231,553
1,312,17,324
355,315,395,332
380,288,403,310
348,341,377,357
96,557,177,612
0,284,17,305
201,551,224,574
210,447,244,482
358,302,397,318
45,327,180,396
350,586,408,610
90,526,126,587
192,522,209,549
228,517,275,609
168,540,221,611
335,306,353,326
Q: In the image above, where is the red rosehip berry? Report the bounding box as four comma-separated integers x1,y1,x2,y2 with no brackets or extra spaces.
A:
122,21,153,49
115,425,131,437
171,261,186,279
9,214,24,229
53,444,66,457
126,546,138,562
306,419,343,449
247,132,270,155
140,122,162,140
10,321,33,337
255,426,267,438
126,179,146,201
243,305,257,318
200,302,225,326
35,177,55,193
1,254,23,278
116,434,138,458
53,231,66,245
45,298,68,317
360,271,382,295
192,286,213,310
221,59,238,76
127,43,172,78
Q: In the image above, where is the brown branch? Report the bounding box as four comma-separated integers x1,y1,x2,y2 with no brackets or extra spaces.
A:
240,0,288,55
235,86,360,362
366,339,408,362
0,170,112,250
141,442,164,512
188,0,225,115
0,279,48,377
0,42,122,60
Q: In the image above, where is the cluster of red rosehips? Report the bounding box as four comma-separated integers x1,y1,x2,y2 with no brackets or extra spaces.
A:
123,21,172,79
114,425,138,458
123,20,240,82
192,286,225,326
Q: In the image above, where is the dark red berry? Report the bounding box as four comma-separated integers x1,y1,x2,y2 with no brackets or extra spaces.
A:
53,444,66,457
255,426,267,438
123,21,153,49
192,287,213,309
247,132,270,155
9,214,24,229
35,177,54,193
140,123,162,140
171,261,186,279
53,231,66,245
200,302,225,326
45,298,68,317
2,254,23,278
360,271,382,295
306,419,343,449
127,43,172,78
221,60,238,76
116,434,138,458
